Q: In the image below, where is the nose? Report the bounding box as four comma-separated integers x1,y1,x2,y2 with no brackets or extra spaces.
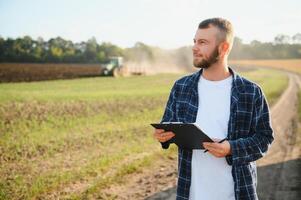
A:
192,43,198,52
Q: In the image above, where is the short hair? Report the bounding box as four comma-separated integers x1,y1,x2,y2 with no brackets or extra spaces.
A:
198,18,234,46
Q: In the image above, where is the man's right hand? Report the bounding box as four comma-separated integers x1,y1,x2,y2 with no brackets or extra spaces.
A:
153,129,175,143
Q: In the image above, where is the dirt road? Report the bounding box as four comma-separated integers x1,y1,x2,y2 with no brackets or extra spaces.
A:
256,72,301,200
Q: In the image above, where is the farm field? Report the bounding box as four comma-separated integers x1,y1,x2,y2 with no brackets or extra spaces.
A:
0,63,103,83
230,59,301,75
0,67,288,199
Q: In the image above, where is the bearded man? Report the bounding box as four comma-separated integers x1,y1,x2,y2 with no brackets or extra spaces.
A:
153,17,274,200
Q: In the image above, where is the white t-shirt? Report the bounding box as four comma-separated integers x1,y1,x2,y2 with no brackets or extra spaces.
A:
189,74,235,200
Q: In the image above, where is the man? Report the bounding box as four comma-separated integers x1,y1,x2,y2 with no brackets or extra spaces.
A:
153,18,274,200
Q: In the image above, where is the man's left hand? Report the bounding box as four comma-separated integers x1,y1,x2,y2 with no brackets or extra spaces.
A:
203,140,231,158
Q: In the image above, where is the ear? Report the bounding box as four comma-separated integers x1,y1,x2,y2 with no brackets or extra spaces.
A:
219,42,230,57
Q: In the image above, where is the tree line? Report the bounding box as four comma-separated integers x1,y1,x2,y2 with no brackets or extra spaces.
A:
0,33,300,64
0,36,124,63
230,33,301,59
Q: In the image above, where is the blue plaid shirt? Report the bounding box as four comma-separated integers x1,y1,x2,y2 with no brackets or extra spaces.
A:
160,67,274,200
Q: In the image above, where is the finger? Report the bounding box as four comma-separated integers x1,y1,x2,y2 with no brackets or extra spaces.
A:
160,136,169,142
155,134,163,141
203,142,214,146
166,132,175,137
206,147,223,157
155,131,166,137
203,142,214,149
162,131,174,135
204,142,222,149
155,129,165,134
203,143,223,153
160,131,175,138
161,134,175,142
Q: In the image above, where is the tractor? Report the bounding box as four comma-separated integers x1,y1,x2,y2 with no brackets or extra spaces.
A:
101,56,147,77
101,56,126,77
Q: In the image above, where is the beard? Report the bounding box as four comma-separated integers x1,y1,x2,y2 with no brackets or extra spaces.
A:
193,46,219,69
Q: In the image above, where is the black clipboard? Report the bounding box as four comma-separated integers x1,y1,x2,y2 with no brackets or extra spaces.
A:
151,122,213,149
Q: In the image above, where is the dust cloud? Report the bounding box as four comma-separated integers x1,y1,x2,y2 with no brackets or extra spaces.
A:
124,45,195,75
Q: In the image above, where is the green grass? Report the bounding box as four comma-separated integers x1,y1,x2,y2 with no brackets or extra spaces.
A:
0,68,288,199
0,74,178,103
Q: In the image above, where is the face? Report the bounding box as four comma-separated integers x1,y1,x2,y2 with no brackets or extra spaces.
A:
192,26,220,69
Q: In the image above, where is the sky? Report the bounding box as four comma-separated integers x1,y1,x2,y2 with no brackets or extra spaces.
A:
0,0,300,49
